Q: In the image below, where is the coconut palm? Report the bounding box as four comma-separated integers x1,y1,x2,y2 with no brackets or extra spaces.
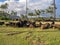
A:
35,9,41,16
35,9,42,19
46,0,56,21
46,6,54,17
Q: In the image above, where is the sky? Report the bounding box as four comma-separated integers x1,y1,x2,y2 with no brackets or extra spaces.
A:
0,0,60,18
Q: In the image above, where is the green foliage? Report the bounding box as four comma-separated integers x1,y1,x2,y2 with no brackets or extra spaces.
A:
45,4,54,14
0,16,11,20
0,3,10,20
28,12,34,16
0,11,10,20
35,9,41,15
1,17,10,20
0,3,8,9
11,11,17,15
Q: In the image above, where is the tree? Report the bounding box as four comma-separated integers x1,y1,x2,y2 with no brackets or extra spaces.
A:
34,9,42,20
45,5,54,19
41,10,45,14
28,12,34,16
11,11,17,15
0,3,8,11
35,9,41,16
0,3,9,17
27,9,42,20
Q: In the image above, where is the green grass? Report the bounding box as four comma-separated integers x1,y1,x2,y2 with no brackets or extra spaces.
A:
0,26,60,45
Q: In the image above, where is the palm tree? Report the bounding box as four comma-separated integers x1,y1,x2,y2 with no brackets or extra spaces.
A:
46,6,53,16
35,9,41,16
34,9,42,20
46,0,56,22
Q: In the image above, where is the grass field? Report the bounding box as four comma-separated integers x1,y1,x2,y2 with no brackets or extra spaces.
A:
0,26,60,45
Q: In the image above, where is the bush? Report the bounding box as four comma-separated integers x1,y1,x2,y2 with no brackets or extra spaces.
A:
0,16,11,20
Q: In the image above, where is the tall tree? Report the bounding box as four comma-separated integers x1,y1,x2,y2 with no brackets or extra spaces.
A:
45,5,54,18
46,0,56,21
0,3,8,11
35,9,42,20
0,3,9,18
35,9,41,16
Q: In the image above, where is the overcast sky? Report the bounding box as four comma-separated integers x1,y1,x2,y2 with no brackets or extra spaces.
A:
0,0,60,17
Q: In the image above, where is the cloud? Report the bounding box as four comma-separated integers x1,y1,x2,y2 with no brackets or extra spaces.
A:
0,0,52,16
19,0,26,3
28,0,52,10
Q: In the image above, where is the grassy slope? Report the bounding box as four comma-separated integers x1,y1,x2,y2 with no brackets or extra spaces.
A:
0,26,60,45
